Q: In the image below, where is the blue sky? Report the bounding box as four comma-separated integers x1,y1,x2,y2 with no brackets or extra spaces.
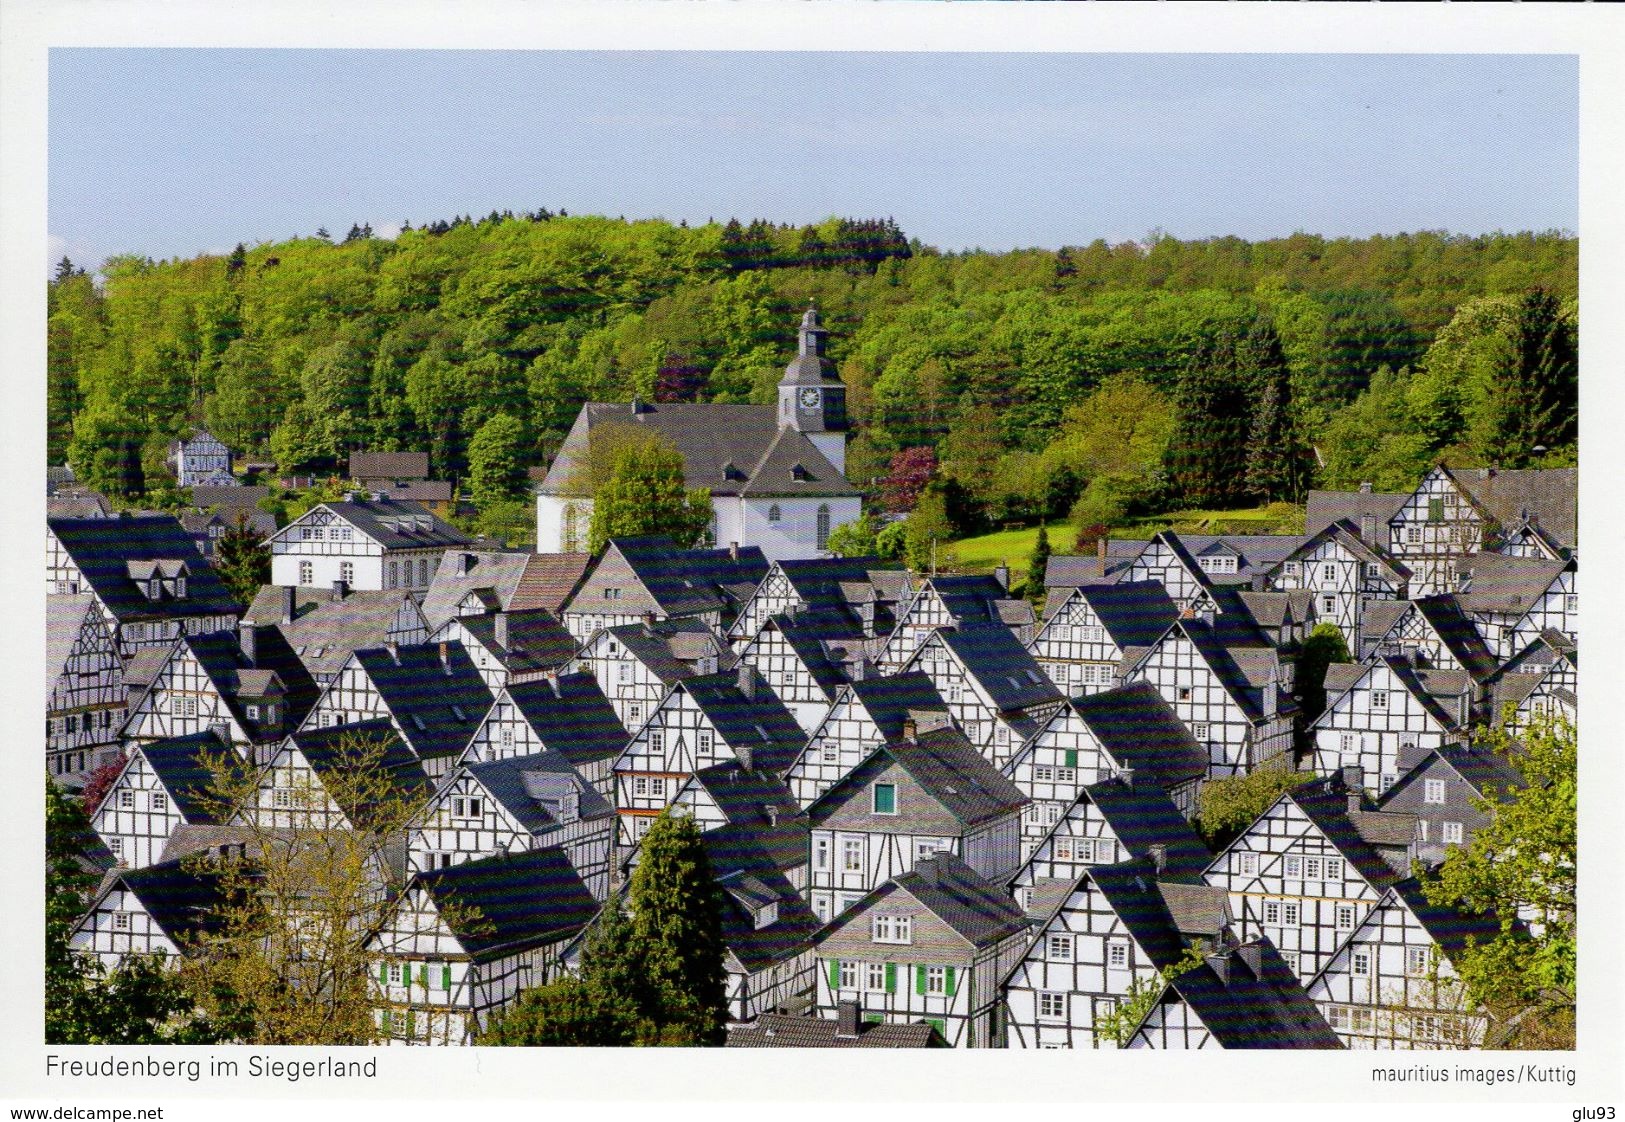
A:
48,50,1576,268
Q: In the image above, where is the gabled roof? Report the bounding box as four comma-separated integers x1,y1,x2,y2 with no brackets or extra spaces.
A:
47,593,102,679
702,816,820,974
418,550,535,631
1360,599,1413,647
1047,581,1181,645
595,618,722,686
885,853,1031,947
103,858,239,948
1381,741,1524,808
808,727,1027,830
776,555,897,606
463,753,613,835
537,402,859,498
49,493,115,519
727,1014,944,1048
1150,939,1340,1049
1448,465,1576,549
189,486,278,538
1386,878,1506,961
756,609,865,698
134,730,241,823
243,587,424,681
1083,778,1212,880
183,628,320,738
300,498,473,551
1043,543,1146,589
1169,618,1278,724
508,552,593,616
1322,655,1462,732
840,672,949,743
351,643,494,760
585,536,769,620
1456,552,1569,616
496,673,628,767
1304,488,1409,538
1085,859,1207,969
1066,683,1208,791
1288,779,1411,890
1412,595,1500,682
932,626,1062,714
408,848,599,962
1280,518,1411,581
454,610,578,676
679,672,807,775
285,720,432,825
1160,533,1307,585
916,574,1030,628
348,451,430,481
48,514,242,623
688,762,803,847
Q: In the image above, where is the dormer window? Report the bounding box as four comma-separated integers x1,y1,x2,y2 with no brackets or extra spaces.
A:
754,901,779,930
872,782,896,815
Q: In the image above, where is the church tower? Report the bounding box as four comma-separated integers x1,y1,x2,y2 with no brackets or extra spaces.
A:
776,305,850,473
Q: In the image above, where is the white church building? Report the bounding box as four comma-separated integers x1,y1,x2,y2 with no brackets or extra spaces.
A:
534,307,864,562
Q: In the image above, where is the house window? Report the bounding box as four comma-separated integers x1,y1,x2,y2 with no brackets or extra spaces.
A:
1177,687,1191,702
1339,732,1355,753
627,705,642,726
1371,691,1389,711
118,789,135,810
1263,900,1281,925
814,837,829,870
1238,852,1258,876
297,559,313,586
1442,821,1463,844
1418,820,1430,843
1406,526,1421,545
872,783,897,815
1325,858,1344,879
842,838,864,872
633,777,649,797
246,704,260,721
1054,625,1071,643
697,731,713,757
872,914,912,944
170,696,197,718
1328,1005,1351,1031
150,792,168,813
924,965,947,995
388,962,406,985
1053,838,1075,862
112,911,131,931
865,963,888,992
1351,950,1371,976
837,960,858,990
1565,594,1577,613
616,662,632,684
108,837,122,856
915,838,948,861
1282,902,1301,925
1192,722,1209,741
1283,856,1303,878
1336,905,1355,931
340,562,354,583
820,744,837,763
418,558,429,586
272,788,292,809
1034,766,1054,783
451,796,484,820
1322,596,1336,616
1351,1007,1374,1034
603,587,621,600
387,562,398,589
1107,940,1129,969
1047,934,1073,961
649,731,664,754
1304,857,1323,879
1406,946,1431,976
1424,778,1446,804
1322,564,1336,583
767,505,782,524
1038,992,1067,1021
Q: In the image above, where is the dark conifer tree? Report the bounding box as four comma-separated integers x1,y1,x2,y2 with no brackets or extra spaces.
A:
1489,287,1578,465
1164,330,1253,508
1241,318,1308,502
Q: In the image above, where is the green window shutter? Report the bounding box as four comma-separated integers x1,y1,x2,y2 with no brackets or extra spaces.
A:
418,963,428,987
379,961,388,985
406,1009,415,1036
915,964,928,995
828,958,841,990
885,962,897,994
1065,749,1078,768
945,966,957,996
380,1009,391,1032
442,964,452,991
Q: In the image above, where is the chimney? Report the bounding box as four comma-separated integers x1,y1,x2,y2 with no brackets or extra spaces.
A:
1235,942,1263,979
1205,950,1231,987
457,552,474,576
736,662,757,701
735,743,753,772
1118,767,1135,789
902,717,917,742
1358,481,1373,494
494,611,509,652
1148,843,1167,874
1360,512,1376,545
1097,535,1108,564
1341,763,1363,800
835,999,860,1039
728,541,739,561
331,578,349,603
763,804,779,828
237,621,257,667
993,563,1010,591
386,640,400,665
280,584,296,626
439,640,453,675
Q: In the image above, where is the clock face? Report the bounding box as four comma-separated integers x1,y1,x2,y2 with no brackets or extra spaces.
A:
799,387,822,410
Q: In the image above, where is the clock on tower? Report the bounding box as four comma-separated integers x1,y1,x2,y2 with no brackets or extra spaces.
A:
799,387,822,411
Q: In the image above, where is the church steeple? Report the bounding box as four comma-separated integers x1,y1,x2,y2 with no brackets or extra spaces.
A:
777,304,849,473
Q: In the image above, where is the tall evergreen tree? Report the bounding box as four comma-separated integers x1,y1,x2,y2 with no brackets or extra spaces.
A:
1026,523,1052,604
627,811,728,1045
1164,329,1253,508
213,512,271,606
1486,288,1578,466
1241,319,1309,502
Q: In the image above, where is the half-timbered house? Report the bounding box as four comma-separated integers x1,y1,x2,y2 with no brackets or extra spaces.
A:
244,720,431,834
1310,655,1470,793
559,536,768,643
1268,519,1410,644
1365,596,1501,709
48,514,242,657
1306,879,1501,1050
408,753,615,899
726,555,903,647
1455,552,1576,660
366,847,599,1045
267,496,473,593
1002,858,1229,1049
429,609,577,691
733,609,864,734
299,641,494,779
1203,771,1416,983
69,858,236,973
726,1006,944,1046
804,727,1026,923
1004,681,1209,853
418,549,591,633
1028,581,1179,696
167,428,235,487
813,853,1031,1047
1125,938,1340,1049
242,583,430,686
901,625,1065,766
91,730,241,869
612,665,806,846
571,616,728,734
785,672,949,808
47,593,126,783
458,671,627,798
122,625,319,763
1487,630,1577,733
1375,742,1522,869
878,574,1036,671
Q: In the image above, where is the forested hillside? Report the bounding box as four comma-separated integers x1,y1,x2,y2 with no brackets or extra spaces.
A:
48,212,1576,538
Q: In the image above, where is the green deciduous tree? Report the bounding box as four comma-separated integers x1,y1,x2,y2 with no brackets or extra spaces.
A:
1420,714,1575,1049
824,511,881,558
1194,766,1311,850
586,436,712,555
466,412,528,511
212,512,270,607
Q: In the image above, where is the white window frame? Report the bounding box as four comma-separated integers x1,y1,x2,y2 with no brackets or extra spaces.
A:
1424,778,1446,805
872,914,912,945
1442,820,1463,844
1107,940,1129,969
1037,992,1067,1021
1047,933,1074,961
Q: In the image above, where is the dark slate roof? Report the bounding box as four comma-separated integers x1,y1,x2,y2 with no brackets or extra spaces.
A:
419,550,535,631
1288,779,1407,891
842,672,949,742
189,486,278,538
935,626,1062,714
509,553,593,616
539,402,859,498
1087,859,1204,970
601,619,720,686
1281,519,1411,581
137,730,240,823
1151,939,1340,1049
759,610,864,698
1068,683,1209,791
1361,599,1413,648
314,497,473,550
112,859,238,947
809,727,1026,830
1382,742,1524,808
348,451,429,480
499,673,629,768
726,1014,943,1048
464,753,613,835
1413,595,1500,682
1174,618,1274,723
49,493,115,519
1083,778,1212,880
287,719,432,824
1448,465,1577,549
1457,552,1569,616
352,642,494,761
776,555,895,608
455,610,578,675
48,514,241,623
887,853,1031,947
689,762,804,857
410,847,599,962
680,673,808,775
1158,533,1306,586
1382,655,1465,731
1201,586,1275,647
1044,542,1149,589
703,819,820,974
591,536,769,619
244,587,423,681
921,574,1029,629
1304,488,1409,538
369,479,454,504
1387,878,1506,962
1054,581,1181,645
185,628,320,738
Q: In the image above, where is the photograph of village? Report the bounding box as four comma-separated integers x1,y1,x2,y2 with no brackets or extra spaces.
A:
41,47,1578,1053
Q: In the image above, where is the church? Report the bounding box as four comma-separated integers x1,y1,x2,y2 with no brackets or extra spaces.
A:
534,307,864,562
